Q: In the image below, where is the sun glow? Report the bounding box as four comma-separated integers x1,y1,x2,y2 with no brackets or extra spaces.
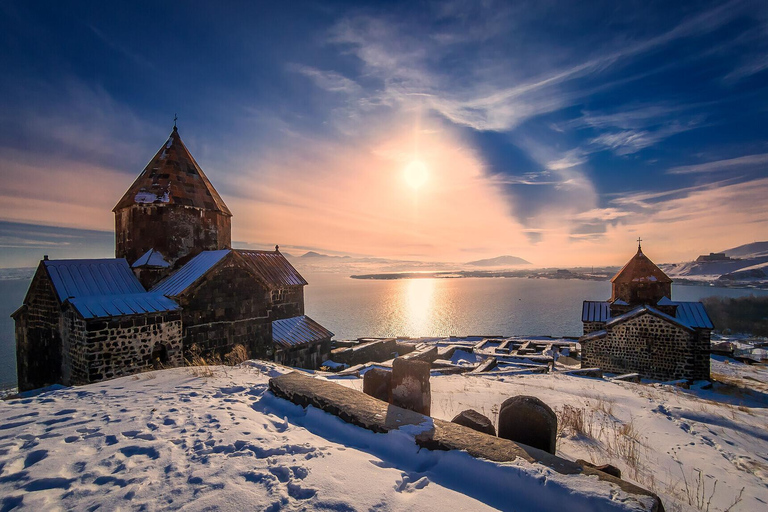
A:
403,160,428,189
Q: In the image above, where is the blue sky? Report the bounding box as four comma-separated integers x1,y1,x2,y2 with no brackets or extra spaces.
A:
1,0,767,267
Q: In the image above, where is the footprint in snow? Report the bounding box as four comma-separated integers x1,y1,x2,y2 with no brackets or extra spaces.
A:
395,474,430,493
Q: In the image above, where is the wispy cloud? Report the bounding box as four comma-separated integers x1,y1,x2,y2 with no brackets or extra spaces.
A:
287,64,361,94
667,152,768,174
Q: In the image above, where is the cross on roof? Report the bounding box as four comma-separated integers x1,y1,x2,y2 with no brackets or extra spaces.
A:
637,237,642,250
173,113,178,128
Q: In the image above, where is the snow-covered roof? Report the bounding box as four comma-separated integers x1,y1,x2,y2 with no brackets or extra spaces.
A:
272,315,334,348
582,300,713,330
44,258,145,301
151,250,230,297
69,293,180,319
132,249,171,268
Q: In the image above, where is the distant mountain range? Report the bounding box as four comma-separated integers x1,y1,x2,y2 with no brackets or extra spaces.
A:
300,251,351,259
465,255,531,267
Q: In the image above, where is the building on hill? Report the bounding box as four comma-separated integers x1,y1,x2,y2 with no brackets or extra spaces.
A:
12,258,182,391
13,124,333,391
580,242,713,382
113,125,232,283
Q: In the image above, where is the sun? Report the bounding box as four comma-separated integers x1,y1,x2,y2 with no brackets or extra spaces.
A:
403,160,428,189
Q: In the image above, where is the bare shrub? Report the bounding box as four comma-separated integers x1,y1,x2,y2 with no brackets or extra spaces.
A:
224,344,249,365
185,344,216,378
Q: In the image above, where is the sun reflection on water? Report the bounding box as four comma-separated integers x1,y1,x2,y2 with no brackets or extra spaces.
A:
403,278,435,335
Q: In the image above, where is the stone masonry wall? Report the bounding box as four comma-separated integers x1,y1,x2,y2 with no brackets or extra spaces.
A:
582,321,605,335
178,262,273,359
270,286,304,320
115,204,231,266
68,311,183,385
582,313,700,381
15,266,63,391
275,338,332,370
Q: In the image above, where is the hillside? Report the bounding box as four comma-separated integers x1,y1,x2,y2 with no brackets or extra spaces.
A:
465,255,531,267
662,240,768,286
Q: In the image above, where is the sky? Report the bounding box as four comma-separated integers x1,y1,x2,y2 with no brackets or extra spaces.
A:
0,0,767,268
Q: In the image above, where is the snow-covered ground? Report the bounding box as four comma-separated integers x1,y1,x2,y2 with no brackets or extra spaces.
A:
1,358,766,511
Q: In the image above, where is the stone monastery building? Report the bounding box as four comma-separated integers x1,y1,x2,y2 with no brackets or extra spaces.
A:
580,242,713,382
13,126,332,392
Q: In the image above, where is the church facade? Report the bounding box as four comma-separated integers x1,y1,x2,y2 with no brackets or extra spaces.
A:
13,126,332,391
580,243,713,382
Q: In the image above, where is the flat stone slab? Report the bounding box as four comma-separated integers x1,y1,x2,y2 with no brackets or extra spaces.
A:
269,372,663,511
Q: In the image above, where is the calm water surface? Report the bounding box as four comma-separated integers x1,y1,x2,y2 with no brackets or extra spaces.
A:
1,272,765,387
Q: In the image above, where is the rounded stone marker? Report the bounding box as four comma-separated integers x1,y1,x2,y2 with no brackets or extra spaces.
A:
497,395,557,454
451,409,496,436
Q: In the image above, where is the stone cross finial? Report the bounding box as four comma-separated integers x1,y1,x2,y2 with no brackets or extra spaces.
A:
637,237,642,250
173,113,178,129
275,244,279,252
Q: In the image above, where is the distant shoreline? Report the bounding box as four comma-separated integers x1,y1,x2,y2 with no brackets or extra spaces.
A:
349,271,768,289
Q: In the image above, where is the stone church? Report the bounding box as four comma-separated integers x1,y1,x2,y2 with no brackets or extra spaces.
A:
13,125,332,392
580,242,713,381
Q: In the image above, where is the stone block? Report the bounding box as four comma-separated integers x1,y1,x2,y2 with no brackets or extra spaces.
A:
390,357,431,415
362,367,391,402
576,459,622,479
497,395,557,454
451,409,496,436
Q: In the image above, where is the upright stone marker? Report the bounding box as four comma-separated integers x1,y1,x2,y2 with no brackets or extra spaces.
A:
390,357,431,415
363,367,392,402
497,395,557,454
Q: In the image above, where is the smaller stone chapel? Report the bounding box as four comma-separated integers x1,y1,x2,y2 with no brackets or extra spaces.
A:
13,125,333,392
580,241,713,382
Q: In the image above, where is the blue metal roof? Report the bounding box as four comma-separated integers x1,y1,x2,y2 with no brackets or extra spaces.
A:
132,249,170,268
151,250,230,297
582,301,610,322
44,259,145,301
582,300,713,330
670,301,714,330
235,250,308,288
40,258,179,319
272,315,334,348
69,293,180,319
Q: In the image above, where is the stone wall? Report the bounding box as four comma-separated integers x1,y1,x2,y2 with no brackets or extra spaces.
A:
14,266,63,391
64,310,183,386
275,338,332,369
582,321,605,335
582,312,705,381
177,261,273,358
115,204,231,267
270,286,304,320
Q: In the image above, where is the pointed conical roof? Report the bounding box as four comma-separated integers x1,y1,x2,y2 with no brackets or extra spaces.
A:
611,245,671,284
113,127,231,215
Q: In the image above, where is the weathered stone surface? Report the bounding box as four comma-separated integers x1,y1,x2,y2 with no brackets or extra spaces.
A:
401,344,438,363
470,356,497,373
390,357,431,415
577,459,622,478
498,395,557,455
268,372,663,511
451,409,496,436
331,338,397,366
612,373,641,383
363,367,392,402
566,368,604,378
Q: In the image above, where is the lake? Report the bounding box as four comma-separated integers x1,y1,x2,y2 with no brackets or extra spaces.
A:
2,271,766,388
